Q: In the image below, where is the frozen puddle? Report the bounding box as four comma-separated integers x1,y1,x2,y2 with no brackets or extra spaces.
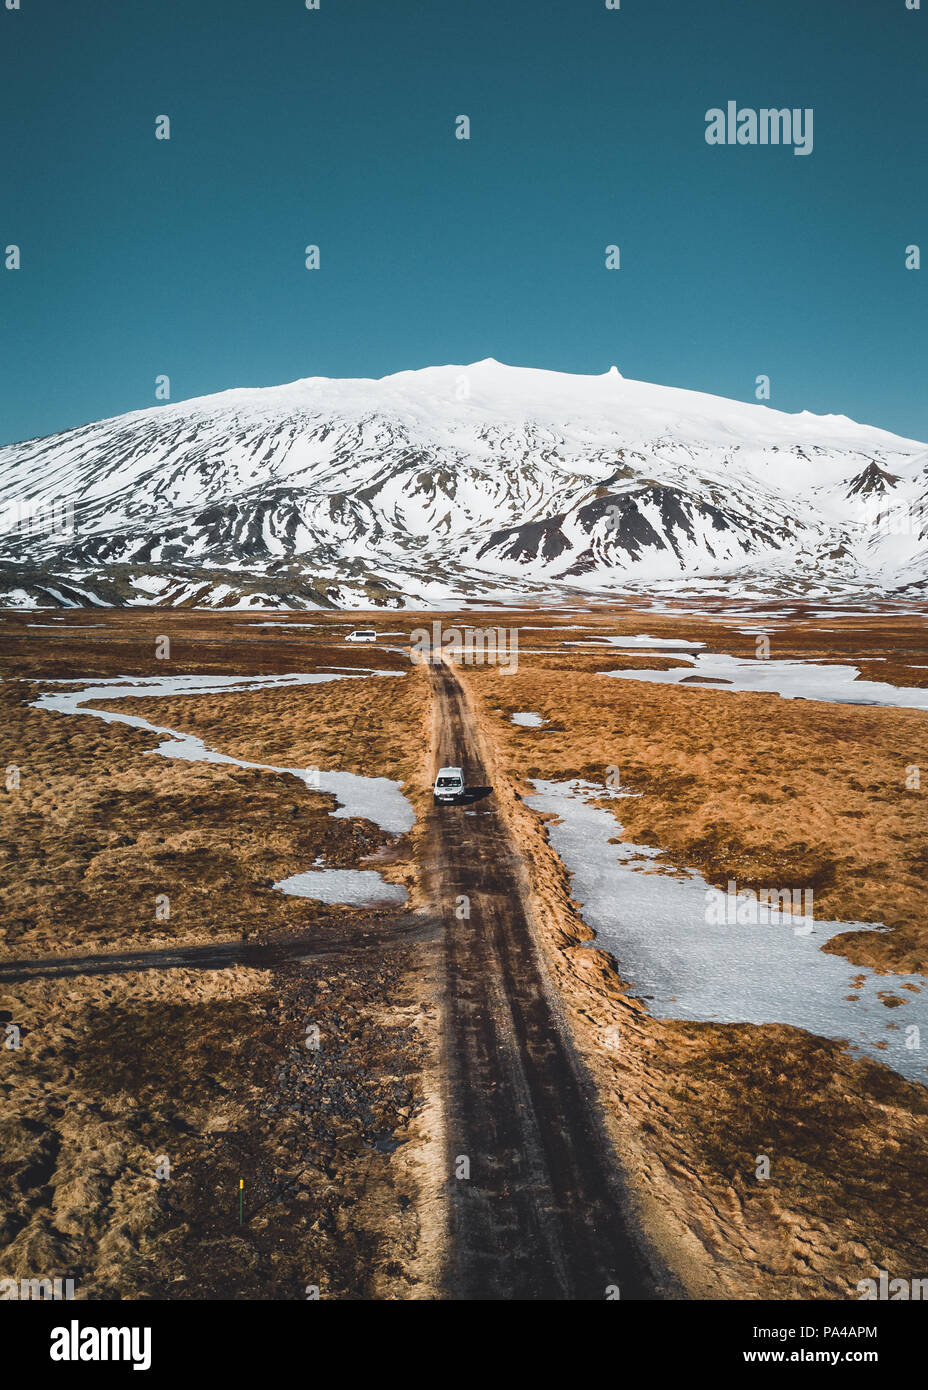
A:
511,711,545,727
602,652,928,712
274,868,407,906
31,673,415,907
527,780,928,1085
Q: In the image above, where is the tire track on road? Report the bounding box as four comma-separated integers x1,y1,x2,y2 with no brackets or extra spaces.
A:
426,659,665,1300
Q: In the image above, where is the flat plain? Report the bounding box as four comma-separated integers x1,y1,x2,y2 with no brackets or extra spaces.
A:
1,602,926,1299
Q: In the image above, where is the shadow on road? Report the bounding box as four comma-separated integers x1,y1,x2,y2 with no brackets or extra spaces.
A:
0,915,441,984
434,786,493,807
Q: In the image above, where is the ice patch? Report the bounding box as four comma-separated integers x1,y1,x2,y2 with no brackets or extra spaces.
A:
31,673,415,833
527,779,928,1085
511,711,545,727
602,652,928,711
274,868,407,906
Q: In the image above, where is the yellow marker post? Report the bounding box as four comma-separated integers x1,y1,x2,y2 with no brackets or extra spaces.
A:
239,1178,244,1225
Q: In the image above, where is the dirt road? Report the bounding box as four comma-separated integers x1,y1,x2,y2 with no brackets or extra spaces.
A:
425,659,667,1300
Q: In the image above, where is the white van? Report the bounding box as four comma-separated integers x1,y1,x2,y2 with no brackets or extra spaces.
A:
433,767,466,804
346,629,377,644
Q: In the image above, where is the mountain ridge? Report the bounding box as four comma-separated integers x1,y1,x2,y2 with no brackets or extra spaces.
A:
1,361,925,609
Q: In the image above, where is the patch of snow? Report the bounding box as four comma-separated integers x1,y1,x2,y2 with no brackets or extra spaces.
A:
527,780,928,1084
602,653,928,711
569,633,706,649
274,868,407,906
31,672,415,833
130,575,172,595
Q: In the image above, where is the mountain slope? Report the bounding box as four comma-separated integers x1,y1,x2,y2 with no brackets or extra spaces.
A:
0,360,925,608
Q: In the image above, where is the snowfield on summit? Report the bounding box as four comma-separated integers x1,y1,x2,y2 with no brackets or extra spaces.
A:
0,358,925,611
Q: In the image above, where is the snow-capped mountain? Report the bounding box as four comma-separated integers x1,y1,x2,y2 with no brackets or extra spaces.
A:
0,359,926,608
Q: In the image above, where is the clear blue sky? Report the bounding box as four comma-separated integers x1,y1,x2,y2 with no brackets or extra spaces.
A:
1,0,925,446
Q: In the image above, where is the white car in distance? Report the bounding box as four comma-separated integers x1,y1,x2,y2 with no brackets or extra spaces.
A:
346,629,377,643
